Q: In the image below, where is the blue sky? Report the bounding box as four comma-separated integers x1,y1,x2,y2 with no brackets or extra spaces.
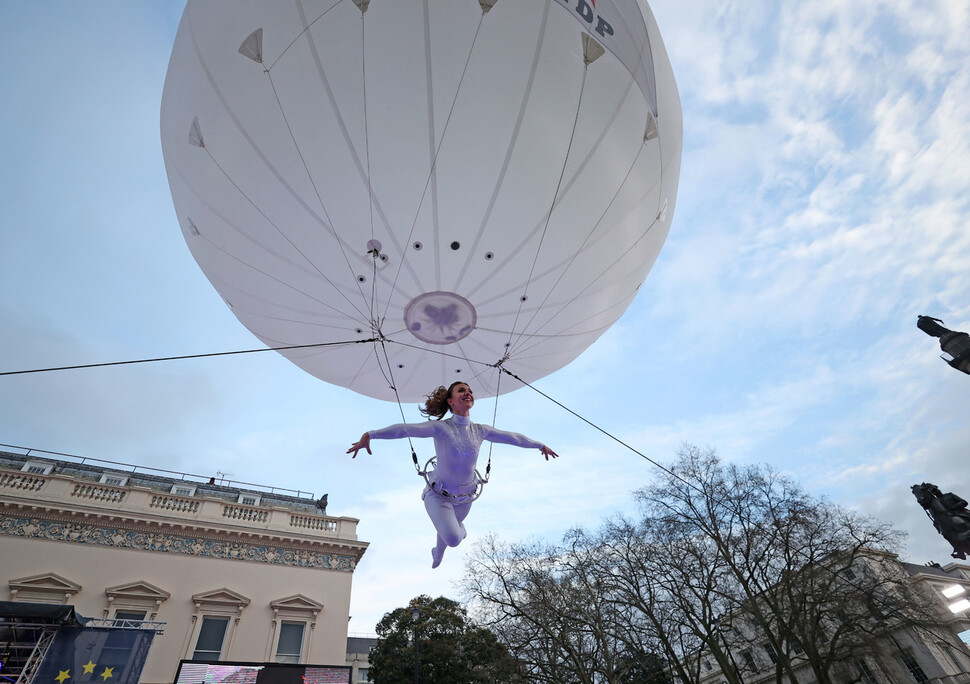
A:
2,1,969,635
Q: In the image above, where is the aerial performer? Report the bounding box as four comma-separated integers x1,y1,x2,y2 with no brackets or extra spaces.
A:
348,381,558,568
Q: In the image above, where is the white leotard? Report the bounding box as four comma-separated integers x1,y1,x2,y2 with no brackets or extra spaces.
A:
369,414,543,492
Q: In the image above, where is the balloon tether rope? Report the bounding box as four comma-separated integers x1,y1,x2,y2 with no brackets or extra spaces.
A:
493,363,927,626
0,339,377,377
493,365,686,486
505,56,591,356
372,333,422,477
372,334,496,503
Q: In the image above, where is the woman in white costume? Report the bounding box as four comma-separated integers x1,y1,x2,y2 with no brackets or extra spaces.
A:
348,382,558,568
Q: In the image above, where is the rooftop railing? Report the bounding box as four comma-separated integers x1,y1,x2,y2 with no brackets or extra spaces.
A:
0,457,358,541
0,443,315,499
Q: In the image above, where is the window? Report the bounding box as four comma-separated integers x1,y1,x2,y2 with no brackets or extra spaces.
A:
941,584,965,599
357,668,368,683
193,616,230,662
858,659,878,684
900,652,928,683
21,461,52,475
171,483,196,496
741,650,758,673
275,621,305,664
949,598,970,613
238,493,261,506
703,660,712,672
843,567,857,580
100,473,129,486
9,573,81,604
100,629,137,672
791,639,803,655
103,581,169,622
188,589,249,662
114,610,146,622
764,642,777,665
269,595,320,662
943,644,964,671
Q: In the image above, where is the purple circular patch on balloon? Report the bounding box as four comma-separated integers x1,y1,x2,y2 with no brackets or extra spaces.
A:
404,291,477,345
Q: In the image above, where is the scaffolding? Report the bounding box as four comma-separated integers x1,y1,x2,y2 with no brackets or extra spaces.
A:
0,604,163,684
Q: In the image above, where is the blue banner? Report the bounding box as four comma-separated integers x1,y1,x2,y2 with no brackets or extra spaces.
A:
33,627,154,684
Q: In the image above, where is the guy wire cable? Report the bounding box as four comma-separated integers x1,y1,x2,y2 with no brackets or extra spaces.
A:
0,339,376,377
376,334,423,475
494,365,925,629
4,329,915,621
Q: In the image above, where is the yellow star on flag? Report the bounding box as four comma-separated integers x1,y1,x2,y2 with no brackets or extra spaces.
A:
55,670,71,683
100,668,114,681
82,662,97,675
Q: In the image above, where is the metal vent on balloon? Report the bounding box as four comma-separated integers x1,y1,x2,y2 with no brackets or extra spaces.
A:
404,291,477,345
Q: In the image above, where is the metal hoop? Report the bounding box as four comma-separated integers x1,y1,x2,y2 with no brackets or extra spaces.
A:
420,457,485,503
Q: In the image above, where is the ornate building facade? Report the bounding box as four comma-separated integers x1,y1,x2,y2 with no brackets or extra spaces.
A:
0,448,369,683
689,554,970,684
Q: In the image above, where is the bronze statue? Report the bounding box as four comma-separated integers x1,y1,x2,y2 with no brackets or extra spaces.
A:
917,316,970,375
912,483,970,559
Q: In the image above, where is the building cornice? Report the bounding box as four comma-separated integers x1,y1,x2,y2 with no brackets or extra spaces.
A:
2,463,363,530
0,502,367,573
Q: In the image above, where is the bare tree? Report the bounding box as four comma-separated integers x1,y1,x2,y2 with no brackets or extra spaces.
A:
462,444,951,684
463,534,671,684
595,514,741,684
628,445,948,684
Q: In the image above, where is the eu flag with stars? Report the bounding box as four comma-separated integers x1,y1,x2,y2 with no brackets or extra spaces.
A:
34,627,154,684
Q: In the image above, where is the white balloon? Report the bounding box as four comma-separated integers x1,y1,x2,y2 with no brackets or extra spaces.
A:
161,0,682,402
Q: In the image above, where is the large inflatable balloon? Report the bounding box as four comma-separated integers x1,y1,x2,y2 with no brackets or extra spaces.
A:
161,0,682,402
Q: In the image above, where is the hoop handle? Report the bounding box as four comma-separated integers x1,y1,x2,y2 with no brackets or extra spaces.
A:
419,456,486,503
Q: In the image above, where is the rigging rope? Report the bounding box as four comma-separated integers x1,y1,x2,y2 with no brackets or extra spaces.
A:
493,365,694,493
381,9,489,313
0,339,376,377
371,313,500,499
374,332,423,475
506,45,591,355
491,363,920,628
2,327,702,508
5,330,912,630
1,329,893,613
2,330,667,495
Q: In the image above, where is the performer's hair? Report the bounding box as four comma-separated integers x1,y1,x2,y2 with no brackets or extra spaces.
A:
420,381,469,419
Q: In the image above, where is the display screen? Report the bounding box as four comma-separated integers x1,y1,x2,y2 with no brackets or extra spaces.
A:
173,661,351,684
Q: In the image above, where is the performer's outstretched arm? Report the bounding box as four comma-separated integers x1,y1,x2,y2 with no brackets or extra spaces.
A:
348,422,439,458
481,425,559,460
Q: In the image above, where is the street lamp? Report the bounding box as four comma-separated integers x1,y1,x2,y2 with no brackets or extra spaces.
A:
410,604,421,684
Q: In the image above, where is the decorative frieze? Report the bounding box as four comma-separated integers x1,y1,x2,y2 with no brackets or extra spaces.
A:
0,514,358,572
